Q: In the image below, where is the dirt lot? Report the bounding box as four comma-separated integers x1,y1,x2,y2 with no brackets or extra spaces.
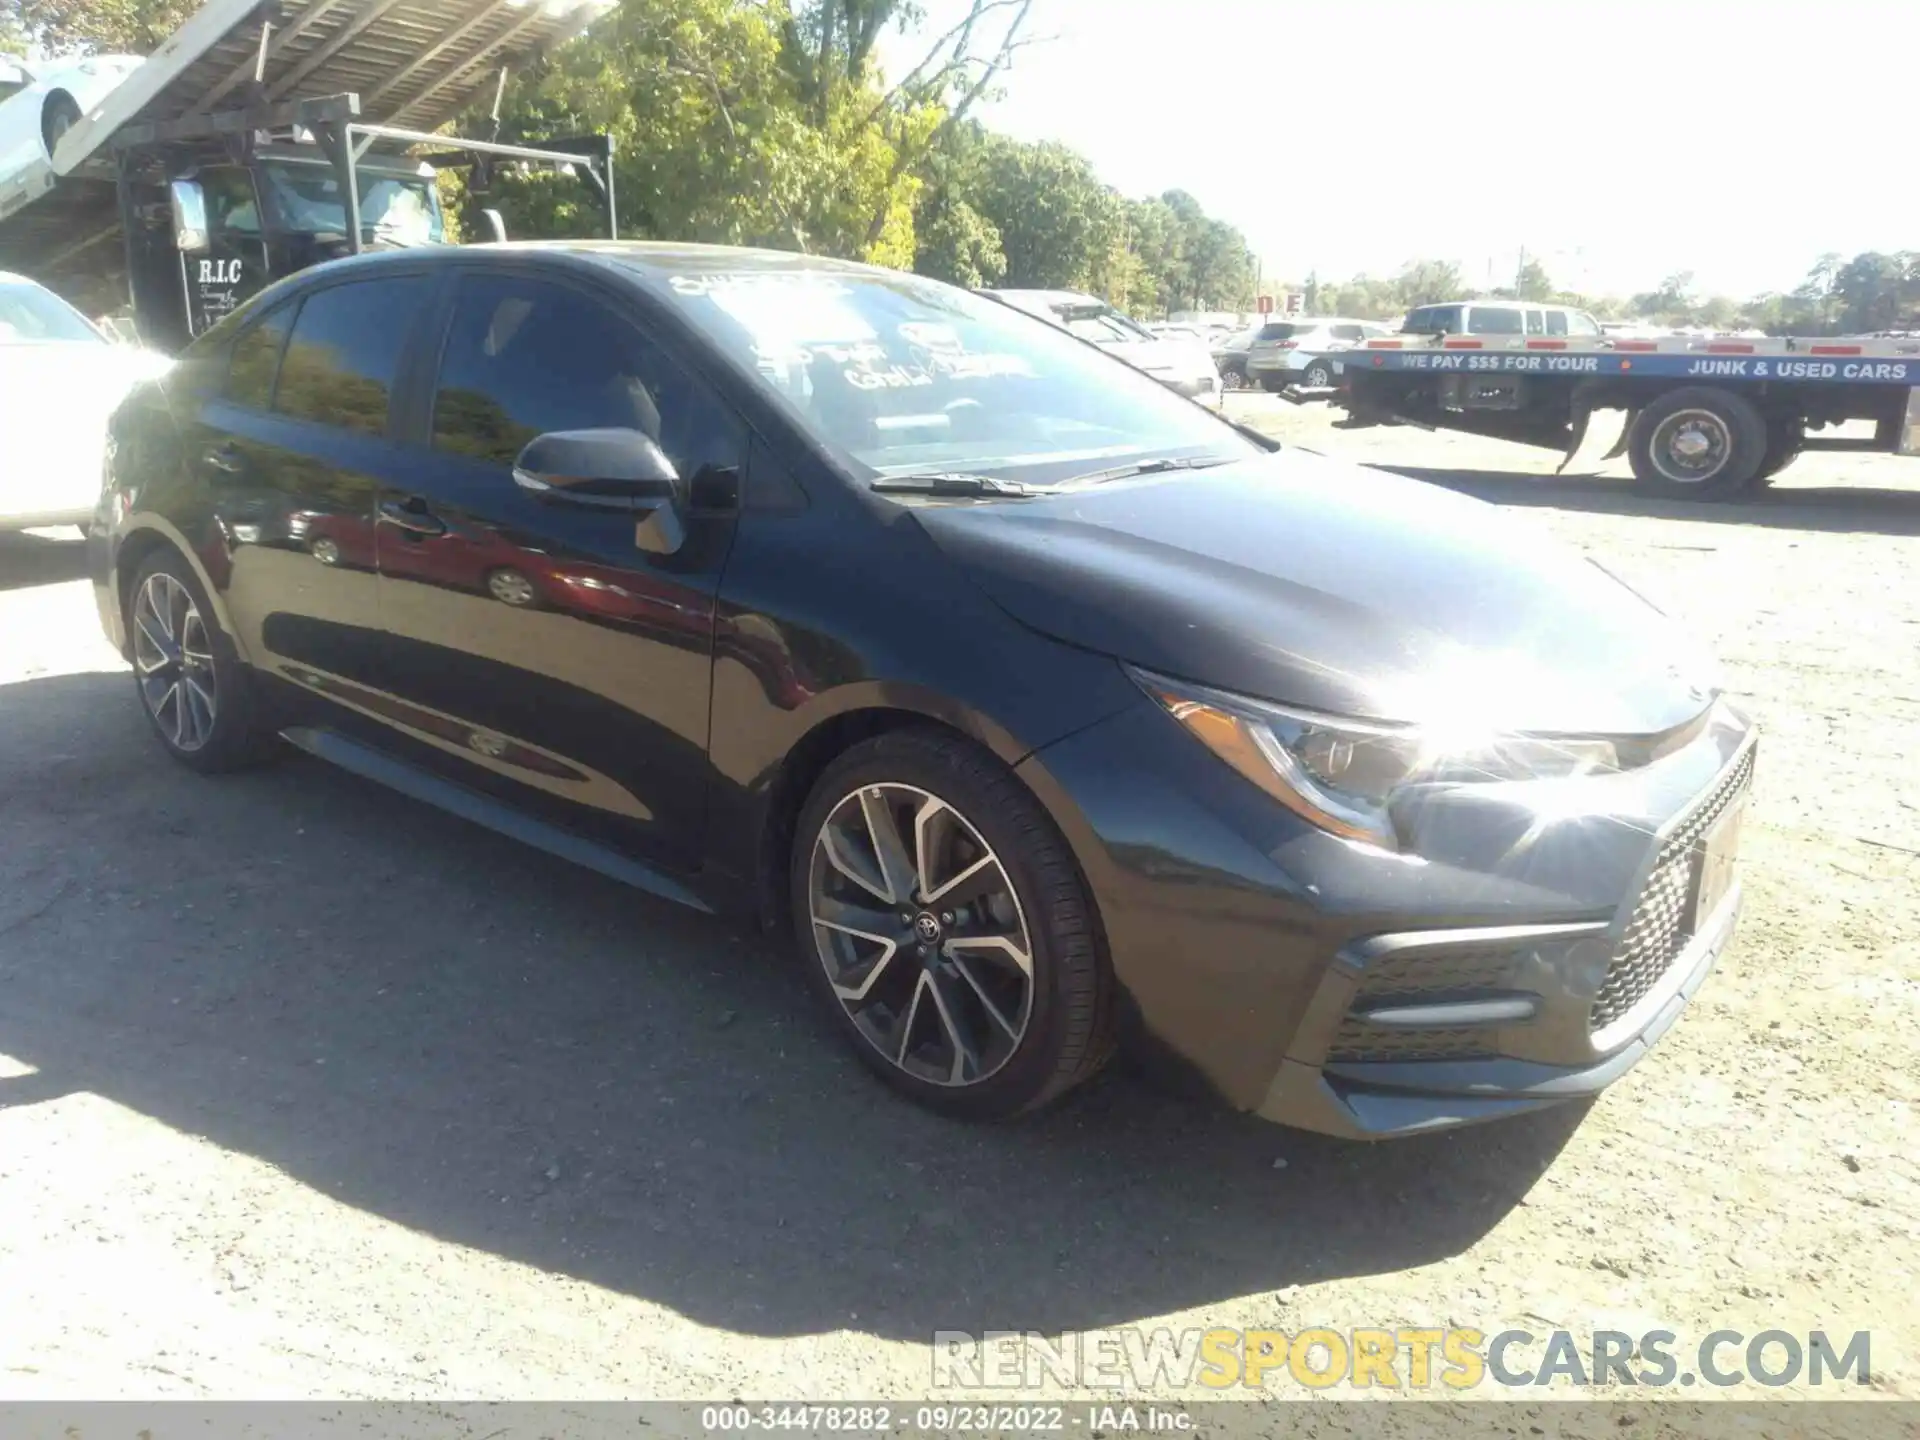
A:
0,397,1915,1408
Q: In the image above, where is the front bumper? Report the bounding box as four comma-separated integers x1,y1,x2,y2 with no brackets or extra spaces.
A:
1016,692,1756,1138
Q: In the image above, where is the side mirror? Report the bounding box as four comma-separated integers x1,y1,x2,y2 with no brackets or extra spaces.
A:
170,178,209,252
512,428,686,555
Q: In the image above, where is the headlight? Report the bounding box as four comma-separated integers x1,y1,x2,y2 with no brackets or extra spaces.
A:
1130,667,1619,851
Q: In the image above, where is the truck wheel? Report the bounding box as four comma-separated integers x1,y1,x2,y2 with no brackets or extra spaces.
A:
1754,413,1804,486
1626,387,1768,500
1259,374,1287,394
42,94,80,155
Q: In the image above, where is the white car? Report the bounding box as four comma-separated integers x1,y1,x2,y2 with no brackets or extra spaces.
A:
1245,317,1394,391
0,53,143,219
0,272,170,532
982,289,1224,408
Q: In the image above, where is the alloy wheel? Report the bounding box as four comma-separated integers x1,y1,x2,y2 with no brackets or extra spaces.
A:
310,537,342,566
807,783,1035,1087
132,571,218,752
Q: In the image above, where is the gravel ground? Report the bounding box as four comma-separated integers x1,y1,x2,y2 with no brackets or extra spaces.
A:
0,397,1914,1413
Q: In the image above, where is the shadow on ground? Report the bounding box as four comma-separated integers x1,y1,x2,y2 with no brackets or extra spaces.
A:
0,530,89,593
0,670,1583,1342
1388,466,1920,536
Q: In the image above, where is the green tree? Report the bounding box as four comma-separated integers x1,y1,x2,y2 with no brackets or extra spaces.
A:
1513,256,1553,300
970,135,1118,289
1830,251,1911,333
1395,259,1467,307
8,0,194,53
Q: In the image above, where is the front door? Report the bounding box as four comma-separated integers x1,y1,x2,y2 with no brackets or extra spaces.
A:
373,266,745,870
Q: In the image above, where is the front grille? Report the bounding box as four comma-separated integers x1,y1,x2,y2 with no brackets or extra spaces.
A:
1326,945,1519,1064
1589,747,1754,1036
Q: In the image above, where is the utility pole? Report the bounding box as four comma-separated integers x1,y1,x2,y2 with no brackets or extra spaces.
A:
1516,245,1527,296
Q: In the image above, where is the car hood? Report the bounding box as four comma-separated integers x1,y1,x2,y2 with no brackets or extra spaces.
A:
1097,336,1214,380
913,449,1719,736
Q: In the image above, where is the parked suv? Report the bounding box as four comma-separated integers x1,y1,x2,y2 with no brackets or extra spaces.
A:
1246,317,1392,391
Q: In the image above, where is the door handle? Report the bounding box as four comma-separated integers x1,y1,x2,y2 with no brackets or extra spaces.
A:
378,497,448,537
203,442,243,474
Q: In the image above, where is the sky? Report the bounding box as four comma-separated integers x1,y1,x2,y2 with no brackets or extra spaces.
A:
878,0,1913,302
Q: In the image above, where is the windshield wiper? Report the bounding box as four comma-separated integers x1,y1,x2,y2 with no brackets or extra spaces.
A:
869,472,1047,497
1061,456,1234,487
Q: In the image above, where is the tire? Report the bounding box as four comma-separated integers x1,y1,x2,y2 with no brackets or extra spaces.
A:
1221,366,1247,392
790,727,1116,1121
1259,373,1287,394
309,537,342,566
42,94,80,155
127,548,280,773
1303,359,1335,390
1625,387,1769,500
1754,412,1804,486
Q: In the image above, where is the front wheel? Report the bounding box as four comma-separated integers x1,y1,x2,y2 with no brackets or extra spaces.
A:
791,728,1116,1120
1626,387,1768,500
128,549,280,772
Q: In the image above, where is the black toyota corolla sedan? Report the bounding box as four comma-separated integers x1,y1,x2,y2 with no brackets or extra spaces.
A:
89,241,1754,1138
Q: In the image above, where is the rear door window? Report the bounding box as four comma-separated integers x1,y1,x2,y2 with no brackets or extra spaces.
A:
1403,306,1462,334
273,276,429,436
1525,309,1546,335
1545,310,1569,337
225,300,296,409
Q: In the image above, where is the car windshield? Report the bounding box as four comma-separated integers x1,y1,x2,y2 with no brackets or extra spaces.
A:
652,264,1257,485
259,161,444,245
0,281,102,344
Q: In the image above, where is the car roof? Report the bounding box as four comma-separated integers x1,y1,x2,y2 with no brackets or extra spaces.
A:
258,239,920,296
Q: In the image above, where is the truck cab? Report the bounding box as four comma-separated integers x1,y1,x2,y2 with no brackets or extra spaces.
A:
149,147,447,344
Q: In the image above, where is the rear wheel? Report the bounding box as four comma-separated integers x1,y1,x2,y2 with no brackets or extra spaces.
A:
1753,412,1804,486
42,94,80,155
128,549,280,772
791,728,1116,1120
1626,387,1768,500
1303,358,1336,389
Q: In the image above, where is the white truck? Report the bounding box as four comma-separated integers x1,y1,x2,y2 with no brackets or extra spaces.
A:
1331,300,1920,499
0,0,617,352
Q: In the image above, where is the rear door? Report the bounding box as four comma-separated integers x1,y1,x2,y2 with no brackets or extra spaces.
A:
180,270,435,703
372,263,747,870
